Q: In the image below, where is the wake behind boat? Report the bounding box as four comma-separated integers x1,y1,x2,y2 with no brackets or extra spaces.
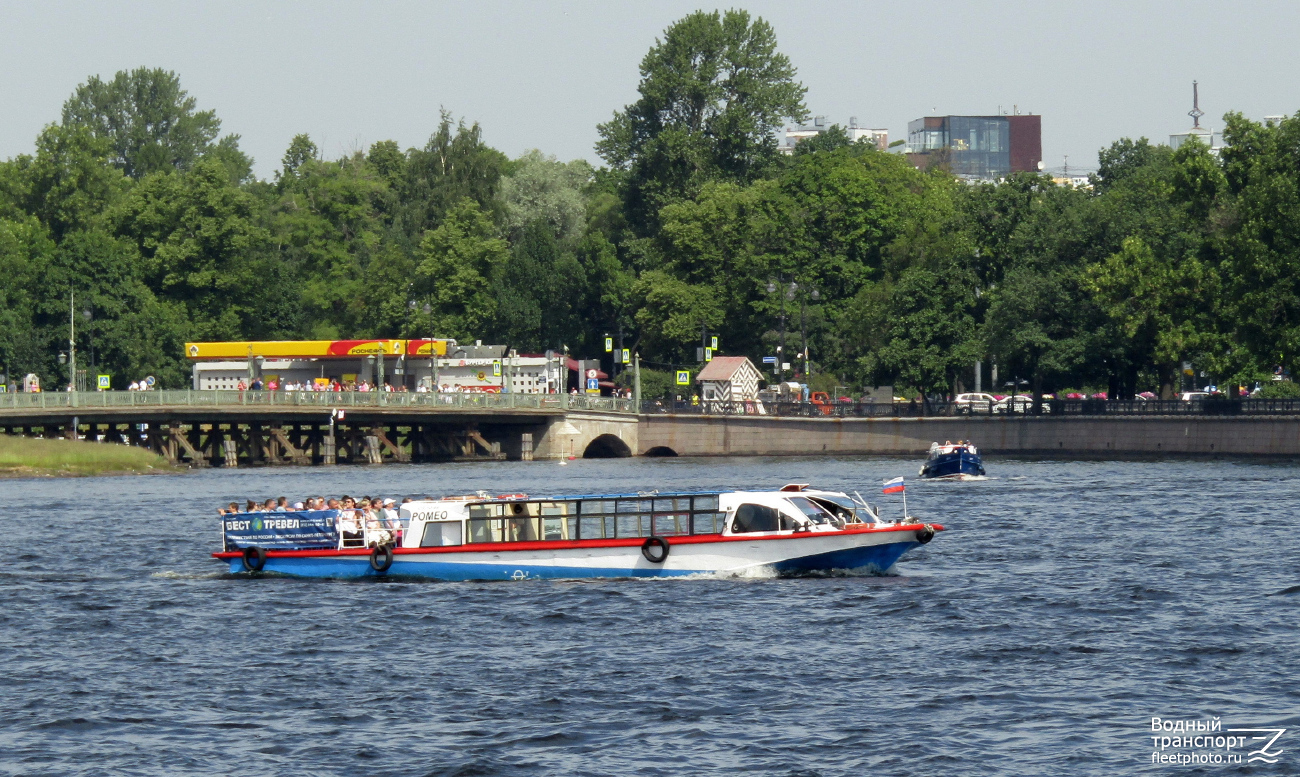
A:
920,441,985,480
213,485,944,580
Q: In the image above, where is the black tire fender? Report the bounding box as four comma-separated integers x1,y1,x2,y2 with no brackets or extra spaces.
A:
641,536,670,563
370,545,395,573
916,525,935,544
241,546,267,572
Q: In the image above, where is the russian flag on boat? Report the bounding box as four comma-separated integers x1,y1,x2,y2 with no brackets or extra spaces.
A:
882,477,906,494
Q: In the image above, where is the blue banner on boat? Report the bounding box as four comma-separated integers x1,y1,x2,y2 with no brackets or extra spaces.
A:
222,509,338,550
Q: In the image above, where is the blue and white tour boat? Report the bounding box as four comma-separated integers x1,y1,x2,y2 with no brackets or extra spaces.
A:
213,485,943,580
919,441,985,480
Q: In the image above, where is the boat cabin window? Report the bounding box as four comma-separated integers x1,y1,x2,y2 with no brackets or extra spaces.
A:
807,495,865,524
420,521,463,547
461,495,727,543
578,499,618,540
787,497,835,525
466,502,545,543
732,504,781,533
652,497,691,536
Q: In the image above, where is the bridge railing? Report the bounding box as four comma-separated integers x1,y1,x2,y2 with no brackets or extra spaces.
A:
0,390,637,414
640,397,1300,418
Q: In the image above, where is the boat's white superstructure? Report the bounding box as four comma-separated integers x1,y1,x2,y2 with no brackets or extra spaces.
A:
215,485,943,580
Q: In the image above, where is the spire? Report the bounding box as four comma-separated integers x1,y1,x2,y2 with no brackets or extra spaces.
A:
1188,81,1204,129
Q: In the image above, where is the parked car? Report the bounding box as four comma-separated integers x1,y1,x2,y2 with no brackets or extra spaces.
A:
954,392,998,414
993,395,1052,414
1180,391,1212,402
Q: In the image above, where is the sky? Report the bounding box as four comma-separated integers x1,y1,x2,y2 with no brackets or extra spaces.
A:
3,0,1299,179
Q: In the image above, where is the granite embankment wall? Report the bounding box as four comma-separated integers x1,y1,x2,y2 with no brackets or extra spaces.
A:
637,414,1300,457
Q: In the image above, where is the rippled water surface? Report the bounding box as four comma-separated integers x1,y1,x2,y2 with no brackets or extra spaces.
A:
2,456,1298,776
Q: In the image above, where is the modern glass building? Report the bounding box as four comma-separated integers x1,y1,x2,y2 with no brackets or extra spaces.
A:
906,115,1041,179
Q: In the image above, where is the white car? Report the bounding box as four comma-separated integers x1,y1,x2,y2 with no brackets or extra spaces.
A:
1180,391,1212,402
954,392,998,414
993,395,1052,414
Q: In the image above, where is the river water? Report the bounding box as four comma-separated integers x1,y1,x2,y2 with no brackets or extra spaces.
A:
1,456,1297,776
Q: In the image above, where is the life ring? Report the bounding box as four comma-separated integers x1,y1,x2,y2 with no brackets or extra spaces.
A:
241,546,267,572
370,545,394,573
915,525,935,544
641,536,670,563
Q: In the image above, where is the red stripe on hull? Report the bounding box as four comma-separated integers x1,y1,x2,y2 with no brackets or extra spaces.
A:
212,523,944,560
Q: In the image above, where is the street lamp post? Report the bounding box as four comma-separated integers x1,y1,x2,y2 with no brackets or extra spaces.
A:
796,284,819,382
424,303,436,391
766,279,791,381
67,290,76,391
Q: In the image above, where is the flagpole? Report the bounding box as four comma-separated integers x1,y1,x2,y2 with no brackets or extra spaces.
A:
902,483,908,519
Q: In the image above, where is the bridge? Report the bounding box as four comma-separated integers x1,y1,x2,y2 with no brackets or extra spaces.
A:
4,391,1300,465
0,390,639,466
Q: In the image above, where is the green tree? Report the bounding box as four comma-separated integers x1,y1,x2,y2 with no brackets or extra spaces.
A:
857,267,978,403
596,9,807,233
1087,236,1214,397
632,269,724,360
498,150,591,242
61,68,230,179
402,112,508,238
269,145,390,338
279,134,318,182
24,124,129,239
0,217,54,383
412,198,509,340
114,158,283,352
1214,112,1300,379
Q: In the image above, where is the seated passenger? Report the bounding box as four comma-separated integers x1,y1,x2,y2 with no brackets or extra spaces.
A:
245,499,259,513
336,506,362,543
263,497,278,512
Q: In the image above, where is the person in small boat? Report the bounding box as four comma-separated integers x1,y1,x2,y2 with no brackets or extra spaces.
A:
263,497,278,512
218,501,239,516
277,496,292,511
246,499,259,513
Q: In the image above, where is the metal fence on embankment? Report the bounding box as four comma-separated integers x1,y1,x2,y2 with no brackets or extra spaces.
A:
641,397,1300,418
0,390,637,414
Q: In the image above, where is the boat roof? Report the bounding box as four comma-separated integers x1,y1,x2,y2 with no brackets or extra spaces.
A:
426,487,843,504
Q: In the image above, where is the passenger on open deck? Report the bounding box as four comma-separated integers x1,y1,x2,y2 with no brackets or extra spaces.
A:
336,496,363,545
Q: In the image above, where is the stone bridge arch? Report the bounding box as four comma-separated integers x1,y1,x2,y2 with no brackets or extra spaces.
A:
583,434,632,458
533,411,639,459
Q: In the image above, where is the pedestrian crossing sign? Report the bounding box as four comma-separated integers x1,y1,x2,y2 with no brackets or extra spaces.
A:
97,374,110,390
676,370,690,385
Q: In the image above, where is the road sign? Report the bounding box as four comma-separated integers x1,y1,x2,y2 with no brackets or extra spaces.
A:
586,368,598,379
493,361,501,377
605,337,613,352
621,349,630,365
586,377,600,395
704,347,713,361
97,374,110,390
676,370,690,385
710,336,718,350
762,356,777,364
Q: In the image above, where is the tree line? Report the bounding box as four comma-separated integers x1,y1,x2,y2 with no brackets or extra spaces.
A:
2,9,1299,401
